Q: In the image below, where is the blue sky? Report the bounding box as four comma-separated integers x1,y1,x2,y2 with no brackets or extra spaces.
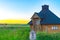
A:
0,0,60,20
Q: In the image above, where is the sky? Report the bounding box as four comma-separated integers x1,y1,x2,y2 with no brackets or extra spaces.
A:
0,0,60,24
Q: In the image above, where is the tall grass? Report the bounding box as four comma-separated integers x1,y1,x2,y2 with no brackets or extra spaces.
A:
0,24,60,40
36,32,60,40
0,27,30,40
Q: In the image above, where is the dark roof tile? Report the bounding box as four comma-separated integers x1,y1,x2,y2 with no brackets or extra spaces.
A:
28,5,60,24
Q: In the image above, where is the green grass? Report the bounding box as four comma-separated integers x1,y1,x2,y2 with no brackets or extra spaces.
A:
0,24,60,40
0,27,30,40
36,32,60,40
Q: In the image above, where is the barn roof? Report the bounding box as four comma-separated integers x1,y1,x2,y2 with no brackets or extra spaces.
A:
28,5,60,25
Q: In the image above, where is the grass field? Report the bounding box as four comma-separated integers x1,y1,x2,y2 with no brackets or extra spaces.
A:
0,24,60,40
0,24,30,40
